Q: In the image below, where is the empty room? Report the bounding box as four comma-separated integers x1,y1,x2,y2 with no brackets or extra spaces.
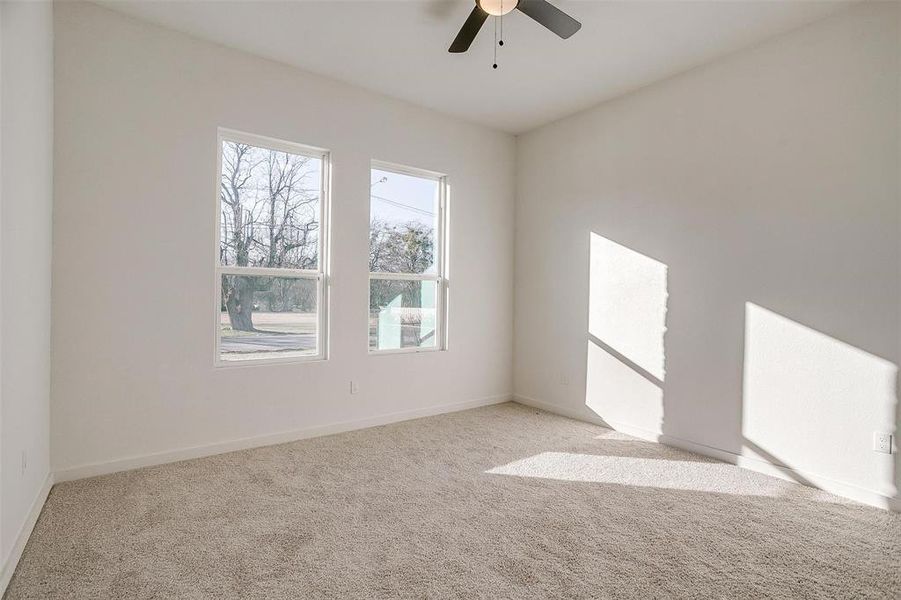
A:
1,0,899,597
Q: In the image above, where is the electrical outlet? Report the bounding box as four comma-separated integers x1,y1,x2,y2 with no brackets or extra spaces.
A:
350,380,359,395
558,372,570,386
873,432,893,454
21,451,27,475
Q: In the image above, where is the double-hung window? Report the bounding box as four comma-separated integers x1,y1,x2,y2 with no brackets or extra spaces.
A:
369,161,447,353
216,129,329,364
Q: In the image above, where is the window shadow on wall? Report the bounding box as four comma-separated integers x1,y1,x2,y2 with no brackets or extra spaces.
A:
582,232,899,507
741,302,898,503
585,232,667,434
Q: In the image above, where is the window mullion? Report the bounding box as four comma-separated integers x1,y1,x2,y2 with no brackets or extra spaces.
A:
219,266,321,279
368,272,439,282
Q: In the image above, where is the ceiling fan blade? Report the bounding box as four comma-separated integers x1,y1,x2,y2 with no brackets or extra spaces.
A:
516,0,581,39
448,5,489,53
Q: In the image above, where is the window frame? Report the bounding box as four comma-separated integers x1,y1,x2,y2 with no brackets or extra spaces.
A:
368,159,448,355
214,128,331,367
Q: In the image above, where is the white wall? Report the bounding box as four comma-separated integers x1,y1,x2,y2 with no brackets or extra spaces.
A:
0,0,54,571
52,2,514,475
514,2,900,508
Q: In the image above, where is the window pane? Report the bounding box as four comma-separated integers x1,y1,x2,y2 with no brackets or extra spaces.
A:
220,140,321,270
220,275,318,361
369,278,437,351
369,168,439,274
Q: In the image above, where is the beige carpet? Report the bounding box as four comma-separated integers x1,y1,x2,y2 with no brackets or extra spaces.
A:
6,403,900,599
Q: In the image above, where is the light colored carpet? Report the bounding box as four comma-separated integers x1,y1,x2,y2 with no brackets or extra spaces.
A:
6,402,900,599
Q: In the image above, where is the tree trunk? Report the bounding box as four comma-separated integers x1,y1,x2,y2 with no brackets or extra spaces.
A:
225,276,256,332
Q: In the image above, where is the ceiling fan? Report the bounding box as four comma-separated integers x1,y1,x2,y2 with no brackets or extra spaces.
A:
449,0,581,53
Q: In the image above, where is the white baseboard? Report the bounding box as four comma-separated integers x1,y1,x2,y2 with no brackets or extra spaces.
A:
512,394,899,512
3,395,510,593
0,472,54,596
513,393,609,426
55,394,512,483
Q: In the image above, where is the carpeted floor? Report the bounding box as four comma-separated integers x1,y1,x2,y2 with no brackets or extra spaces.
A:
6,403,900,599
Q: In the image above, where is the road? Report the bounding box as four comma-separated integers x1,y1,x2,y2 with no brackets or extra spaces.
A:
220,332,316,354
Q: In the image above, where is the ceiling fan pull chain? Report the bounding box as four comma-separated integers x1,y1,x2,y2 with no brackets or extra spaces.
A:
493,12,498,69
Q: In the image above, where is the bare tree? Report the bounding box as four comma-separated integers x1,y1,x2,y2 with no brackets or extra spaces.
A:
369,220,434,276
220,142,320,332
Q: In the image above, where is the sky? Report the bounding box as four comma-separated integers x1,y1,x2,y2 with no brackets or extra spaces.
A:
370,168,438,231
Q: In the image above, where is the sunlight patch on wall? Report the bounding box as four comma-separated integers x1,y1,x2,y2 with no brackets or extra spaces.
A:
588,233,667,380
585,233,668,431
586,342,664,430
742,303,897,497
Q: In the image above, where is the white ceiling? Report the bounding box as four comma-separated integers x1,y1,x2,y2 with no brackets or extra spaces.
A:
97,0,853,134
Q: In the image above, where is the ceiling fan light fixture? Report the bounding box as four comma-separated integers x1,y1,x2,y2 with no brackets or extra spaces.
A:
478,0,518,17
449,0,580,54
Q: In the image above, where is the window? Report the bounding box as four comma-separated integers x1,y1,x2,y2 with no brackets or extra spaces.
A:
216,130,329,364
369,161,447,353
